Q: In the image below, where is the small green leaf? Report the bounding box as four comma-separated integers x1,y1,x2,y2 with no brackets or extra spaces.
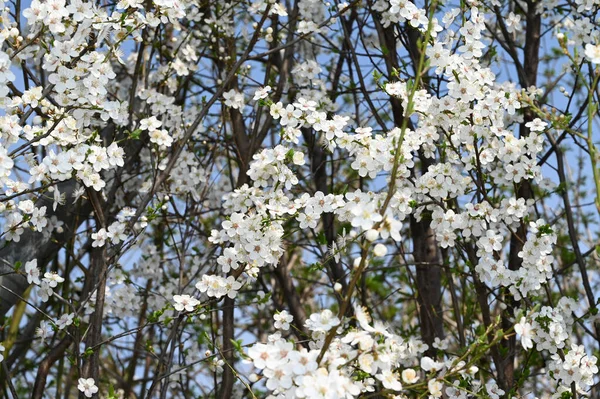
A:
83,347,94,358
129,129,143,140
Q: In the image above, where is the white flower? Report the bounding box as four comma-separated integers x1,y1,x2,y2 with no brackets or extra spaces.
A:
585,44,600,64
305,309,340,332
292,151,305,165
271,3,287,16
478,230,503,253
432,337,448,350
402,368,419,384
428,379,444,397
223,89,245,109
43,271,65,288
107,142,125,167
350,202,382,231
18,200,35,214
195,275,242,299
77,378,99,398
525,118,547,132
91,228,108,247
139,116,162,131
253,86,271,100
149,129,173,147
36,320,51,343
270,101,284,118
505,12,521,33
514,317,534,350
38,281,54,302
421,356,444,372
24,259,41,285
376,369,403,391
223,276,242,298
173,294,200,312
274,310,293,330
485,380,505,399
247,343,273,369
56,313,74,330
107,222,127,244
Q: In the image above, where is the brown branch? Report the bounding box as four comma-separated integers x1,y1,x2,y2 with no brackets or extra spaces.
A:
81,245,109,383
273,253,308,339
31,337,72,399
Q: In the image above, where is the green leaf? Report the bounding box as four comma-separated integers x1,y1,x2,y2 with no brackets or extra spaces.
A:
231,339,243,354
108,385,117,399
83,347,94,358
129,129,143,140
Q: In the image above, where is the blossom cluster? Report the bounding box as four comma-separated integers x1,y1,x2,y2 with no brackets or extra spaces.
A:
211,4,600,397
246,307,429,398
514,298,600,392
91,207,138,248
24,259,65,303
247,306,511,399
0,0,598,396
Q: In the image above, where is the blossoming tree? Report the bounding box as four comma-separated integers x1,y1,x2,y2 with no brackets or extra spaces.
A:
0,0,599,397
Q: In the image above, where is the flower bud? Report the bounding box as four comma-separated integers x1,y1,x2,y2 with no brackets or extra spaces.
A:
402,368,419,384
373,244,387,257
365,229,378,241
